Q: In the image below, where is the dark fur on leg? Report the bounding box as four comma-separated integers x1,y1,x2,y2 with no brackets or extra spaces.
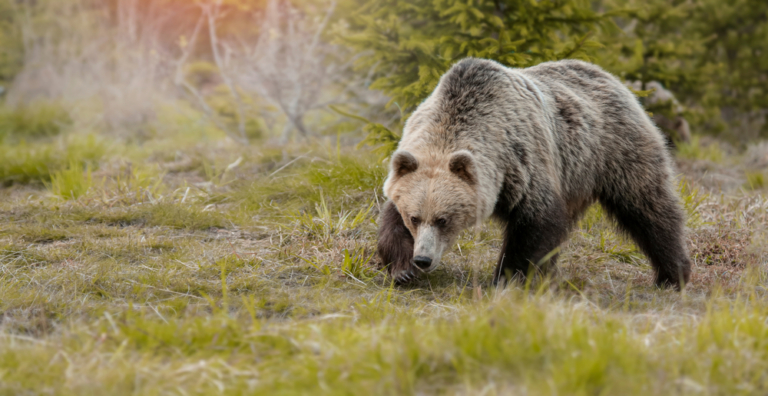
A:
377,200,416,284
493,198,570,286
600,190,691,290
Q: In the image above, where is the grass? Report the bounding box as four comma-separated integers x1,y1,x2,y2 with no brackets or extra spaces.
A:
745,171,766,190
0,101,71,141
1,133,768,394
677,136,725,163
46,161,96,200
234,154,386,215
0,133,107,185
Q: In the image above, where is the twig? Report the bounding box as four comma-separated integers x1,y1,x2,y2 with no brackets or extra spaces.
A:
125,279,205,300
559,31,595,60
204,1,248,144
267,152,311,178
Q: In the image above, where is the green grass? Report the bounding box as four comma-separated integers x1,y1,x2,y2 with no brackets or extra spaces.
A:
745,171,766,190
1,136,768,394
0,134,107,185
678,135,725,163
235,154,386,215
0,101,71,141
46,161,96,200
62,204,229,230
4,282,768,394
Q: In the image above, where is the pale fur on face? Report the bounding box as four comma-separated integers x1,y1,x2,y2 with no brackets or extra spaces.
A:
384,149,479,271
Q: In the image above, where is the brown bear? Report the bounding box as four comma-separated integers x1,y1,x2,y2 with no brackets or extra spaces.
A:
377,58,692,289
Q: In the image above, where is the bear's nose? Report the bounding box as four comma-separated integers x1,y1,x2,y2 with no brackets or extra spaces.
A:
413,256,432,269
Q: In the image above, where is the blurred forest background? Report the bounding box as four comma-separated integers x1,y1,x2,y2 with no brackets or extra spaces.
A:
0,0,766,162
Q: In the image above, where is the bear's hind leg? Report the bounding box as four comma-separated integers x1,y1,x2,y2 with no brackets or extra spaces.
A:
494,199,569,285
599,185,691,289
377,200,416,283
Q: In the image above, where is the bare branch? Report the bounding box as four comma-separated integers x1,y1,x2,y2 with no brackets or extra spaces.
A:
172,13,239,141
308,1,337,56
204,0,248,144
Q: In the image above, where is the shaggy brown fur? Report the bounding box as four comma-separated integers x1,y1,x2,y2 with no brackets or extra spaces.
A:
377,200,415,283
378,58,692,289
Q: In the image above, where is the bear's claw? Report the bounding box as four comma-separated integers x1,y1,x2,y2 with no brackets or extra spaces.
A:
394,268,417,284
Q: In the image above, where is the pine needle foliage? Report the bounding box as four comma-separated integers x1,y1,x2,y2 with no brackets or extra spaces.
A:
331,105,400,160
690,0,768,138
335,0,768,148
598,0,707,89
334,0,616,156
339,0,612,113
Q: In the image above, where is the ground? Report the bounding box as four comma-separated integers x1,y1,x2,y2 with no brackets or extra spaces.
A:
1,130,768,395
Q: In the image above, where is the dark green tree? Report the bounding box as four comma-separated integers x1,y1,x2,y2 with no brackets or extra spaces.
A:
595,0,714,137
597,0,705,88
690,0,768,139
334,0,616,156
338,0,612,112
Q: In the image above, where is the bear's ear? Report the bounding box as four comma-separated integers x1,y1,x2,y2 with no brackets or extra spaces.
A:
391,151,419,178
448,150,476,185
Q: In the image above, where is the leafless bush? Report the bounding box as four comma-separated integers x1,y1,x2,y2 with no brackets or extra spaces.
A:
235,0,340,143
7,0,379,144
175,0,359,144
8,0,196,136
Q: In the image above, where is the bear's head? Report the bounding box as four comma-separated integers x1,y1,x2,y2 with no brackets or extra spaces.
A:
384,149,479,273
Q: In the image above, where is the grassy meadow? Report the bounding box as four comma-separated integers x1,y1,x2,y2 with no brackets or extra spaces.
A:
1,102,768,395
1,0,768,393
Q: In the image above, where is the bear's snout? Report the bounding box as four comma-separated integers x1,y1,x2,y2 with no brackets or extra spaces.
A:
413,225,445,272
413,256,432,270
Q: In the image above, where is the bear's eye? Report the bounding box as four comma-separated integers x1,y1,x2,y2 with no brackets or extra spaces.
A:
435,218,447,227
410,216,421,225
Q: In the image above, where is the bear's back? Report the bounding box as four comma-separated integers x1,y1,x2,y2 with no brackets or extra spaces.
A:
521,59,659,143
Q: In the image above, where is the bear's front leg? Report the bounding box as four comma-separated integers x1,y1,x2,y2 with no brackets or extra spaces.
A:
377,200,416,283
494,201,569,285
